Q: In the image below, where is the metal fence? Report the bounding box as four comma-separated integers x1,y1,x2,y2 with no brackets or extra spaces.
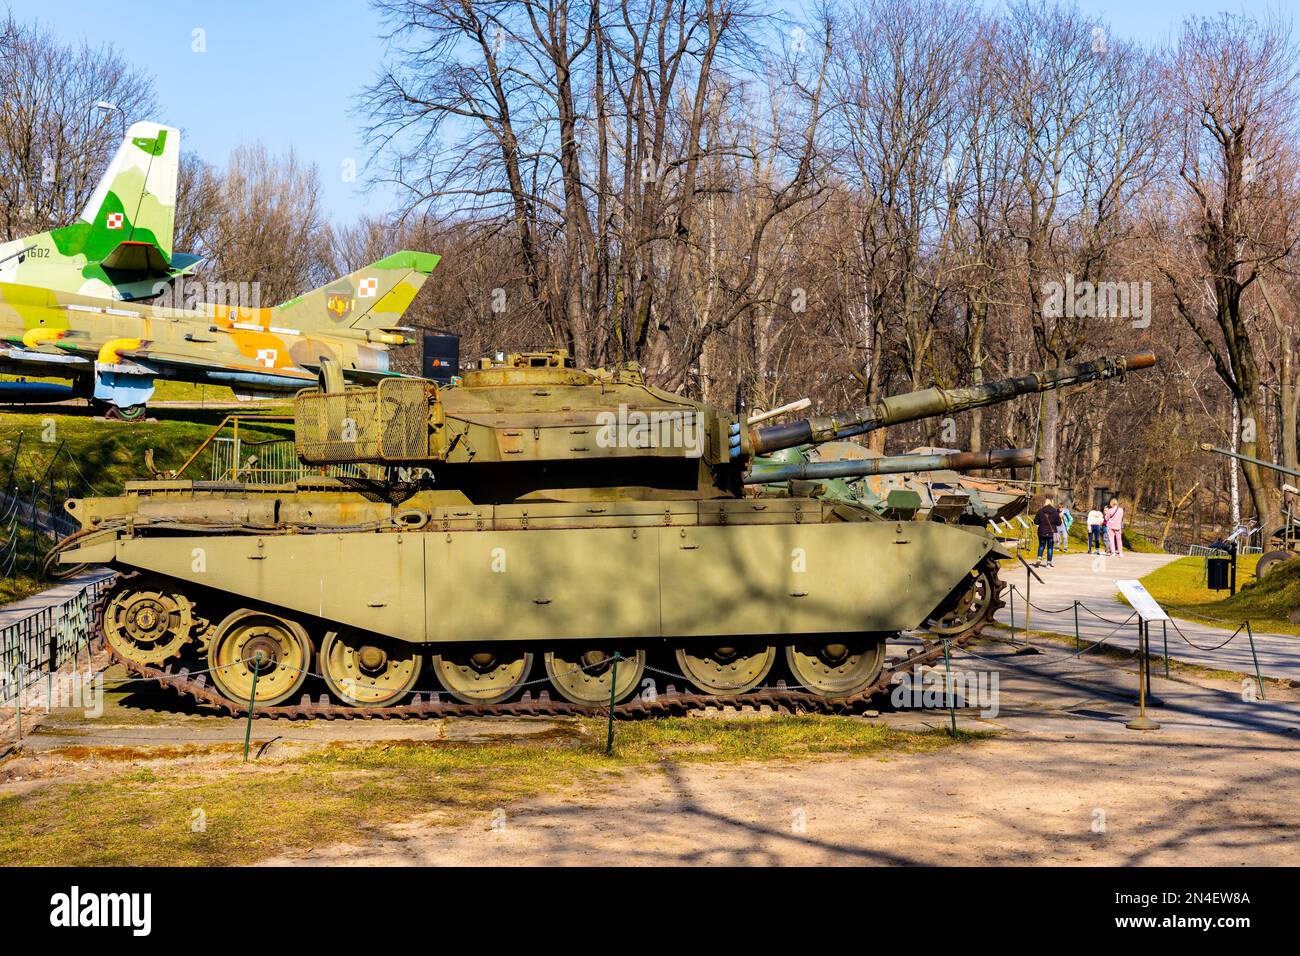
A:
210,436,307,484
0,575,114,707
1184,543,1262,557
209,437,375,484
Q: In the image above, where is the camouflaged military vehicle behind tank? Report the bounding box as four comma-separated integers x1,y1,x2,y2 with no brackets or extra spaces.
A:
53,349,1156,714
751,443,1033,522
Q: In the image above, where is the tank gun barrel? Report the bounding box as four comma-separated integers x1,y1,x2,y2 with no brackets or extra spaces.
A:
1199,443,1300,481
747,352,1157,455
743,448,1034,485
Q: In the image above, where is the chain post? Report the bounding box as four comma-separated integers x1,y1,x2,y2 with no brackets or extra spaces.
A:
1245,622,1266,701
243,653,262,762
605,652,622,756
942,639,956,738
1009,586,1016,642
1162,620,1169,679
1025,568,1032,632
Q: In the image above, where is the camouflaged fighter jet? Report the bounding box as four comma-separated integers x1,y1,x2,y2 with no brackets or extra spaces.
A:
0,121,199,302
0,251,440,419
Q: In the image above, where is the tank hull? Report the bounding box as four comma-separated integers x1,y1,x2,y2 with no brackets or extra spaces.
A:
64,499,995,645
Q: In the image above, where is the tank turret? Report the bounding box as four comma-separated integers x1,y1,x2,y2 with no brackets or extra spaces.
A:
292,350,1155,502
294,349,738,502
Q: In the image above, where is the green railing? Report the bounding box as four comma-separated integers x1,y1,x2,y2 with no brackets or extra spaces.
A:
0,575,114,709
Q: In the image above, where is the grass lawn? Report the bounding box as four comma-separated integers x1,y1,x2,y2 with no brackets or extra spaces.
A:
0,523,57,603
1131,553,1300,636
2,372,237,404
0,408,294,603
0,409,295,496
0,717,976,866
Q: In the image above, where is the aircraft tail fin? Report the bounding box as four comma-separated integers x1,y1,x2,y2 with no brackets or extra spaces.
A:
273,251,440,332
75,120,180,261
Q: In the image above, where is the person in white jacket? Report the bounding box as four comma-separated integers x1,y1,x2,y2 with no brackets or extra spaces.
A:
1103,498,1125,556
1086,507,1104,554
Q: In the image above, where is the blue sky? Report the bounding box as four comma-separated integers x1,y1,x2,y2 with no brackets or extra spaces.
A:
7,0,1284,225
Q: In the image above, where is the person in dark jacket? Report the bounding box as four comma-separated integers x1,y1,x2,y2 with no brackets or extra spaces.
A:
1034,497,1061,568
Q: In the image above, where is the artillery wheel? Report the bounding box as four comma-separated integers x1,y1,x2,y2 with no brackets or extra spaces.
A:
431,647,532,704
926,566,997,636
675,642,776,695
1256,550,1295,580
101,581,198,666
784,636,887,698
208,609,312,707
321,630,422,707
545,646,645,705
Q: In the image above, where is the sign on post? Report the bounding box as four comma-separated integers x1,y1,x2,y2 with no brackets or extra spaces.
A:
1115,580,1169,621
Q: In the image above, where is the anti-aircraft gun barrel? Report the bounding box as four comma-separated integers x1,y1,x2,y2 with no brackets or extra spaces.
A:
1199,443,1300,482
743,352,1157,456
743,447,1034,485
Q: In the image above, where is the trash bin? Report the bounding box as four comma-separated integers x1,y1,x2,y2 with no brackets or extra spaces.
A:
1206,555,1231,590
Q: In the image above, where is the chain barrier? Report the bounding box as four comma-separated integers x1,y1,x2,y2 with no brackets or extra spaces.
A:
1005,582,1259,648
4,559,1283,748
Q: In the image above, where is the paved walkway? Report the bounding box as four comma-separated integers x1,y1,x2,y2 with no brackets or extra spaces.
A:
0,570,113,628
992,550,1296,681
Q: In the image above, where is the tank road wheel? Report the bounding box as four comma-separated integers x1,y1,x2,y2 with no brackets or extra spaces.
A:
207,610,312,707
545,646,646,706
431,647,533,704
101,582,198,666
675,642,776,695
1255,550,1295,580
321,630,422,707
926,566,997,636
785,636,887,698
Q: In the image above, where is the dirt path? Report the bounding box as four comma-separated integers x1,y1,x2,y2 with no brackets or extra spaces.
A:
9,622,1298,867
258,728,1300,867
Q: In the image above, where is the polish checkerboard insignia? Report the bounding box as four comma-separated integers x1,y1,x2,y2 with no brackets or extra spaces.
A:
106,212,125,230
358,277,379,298
256,348,277,368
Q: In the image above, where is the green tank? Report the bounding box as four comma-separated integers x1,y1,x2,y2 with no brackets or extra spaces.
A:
752,444,1033,521
54,349,1156,713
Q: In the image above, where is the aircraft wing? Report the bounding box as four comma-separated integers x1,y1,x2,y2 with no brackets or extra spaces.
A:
115,348,319,388
297,363,424,385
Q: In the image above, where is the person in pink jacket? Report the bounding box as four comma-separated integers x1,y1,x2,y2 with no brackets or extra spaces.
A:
1103,498,1124,556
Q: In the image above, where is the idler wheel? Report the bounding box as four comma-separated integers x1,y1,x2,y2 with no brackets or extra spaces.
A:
101,582,198,666
208,609,312,707
784,635,887,698
431,647,532,704
321,630,422,707
545,646,645,705
926,566,996,636
675,642,776,695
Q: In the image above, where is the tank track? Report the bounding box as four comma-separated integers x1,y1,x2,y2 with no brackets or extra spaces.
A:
97,563,1005,721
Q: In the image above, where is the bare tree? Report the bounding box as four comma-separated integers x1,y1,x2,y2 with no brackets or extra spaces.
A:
992,1,1164,487
185,143,333,304
1159,12,1300,532
0,14,157,239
